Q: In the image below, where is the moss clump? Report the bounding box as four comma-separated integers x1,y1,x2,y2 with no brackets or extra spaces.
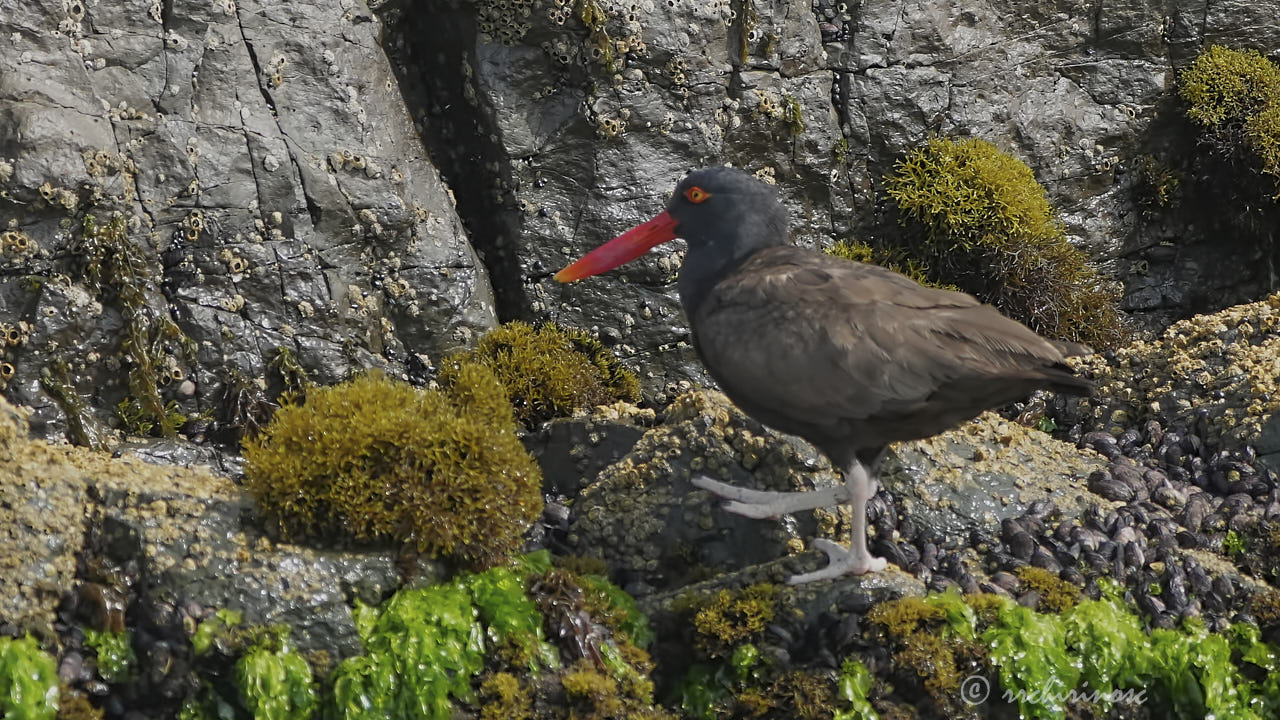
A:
826,239,956,290
479,672,531,720
680,645,864,720
865,594,947,639
867,591,986,713
883,137,1126,348
1014,566,1081,613
964,591,1010,619
562,661,623,718
441,321,641,428
678,584,778,657
771,670,835,720
243,367,542,568
1179,45,1280,193
0,635,58,720
560,656,674,720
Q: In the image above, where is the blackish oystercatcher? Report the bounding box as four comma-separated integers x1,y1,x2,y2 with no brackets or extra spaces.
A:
556,166,1092,583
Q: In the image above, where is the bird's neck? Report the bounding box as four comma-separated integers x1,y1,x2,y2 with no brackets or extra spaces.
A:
678,242,763,316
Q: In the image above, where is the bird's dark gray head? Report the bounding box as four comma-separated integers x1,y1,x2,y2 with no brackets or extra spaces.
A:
553,166,790,311
667,167,788,256
668,167,789,312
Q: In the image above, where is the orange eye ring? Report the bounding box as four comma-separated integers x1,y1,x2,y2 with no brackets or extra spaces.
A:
684,186,710,204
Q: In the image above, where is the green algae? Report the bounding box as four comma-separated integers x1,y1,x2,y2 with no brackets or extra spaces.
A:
82,628,135,684
834,658,877,720
234,627,317,720
0,635,58,720
329,562,556,720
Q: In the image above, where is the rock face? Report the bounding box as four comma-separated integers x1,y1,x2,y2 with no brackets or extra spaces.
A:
4,0,1279,434
6,0,1280,713
379,0,1280,396
0,0,496,445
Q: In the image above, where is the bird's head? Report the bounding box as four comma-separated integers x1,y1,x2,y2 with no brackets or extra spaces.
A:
554,166,787,283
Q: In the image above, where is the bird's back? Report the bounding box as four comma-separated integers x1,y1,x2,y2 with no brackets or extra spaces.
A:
689,246,1092,458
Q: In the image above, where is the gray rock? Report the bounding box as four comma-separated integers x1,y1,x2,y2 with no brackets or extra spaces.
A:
0,394,408,660
569,389,1112,592
526,404,653,497
0,0,496,451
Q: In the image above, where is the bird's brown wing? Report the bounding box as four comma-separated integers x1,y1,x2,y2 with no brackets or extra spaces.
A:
692,247,1089,438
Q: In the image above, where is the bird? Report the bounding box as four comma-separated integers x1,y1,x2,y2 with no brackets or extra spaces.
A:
554,166,1093,584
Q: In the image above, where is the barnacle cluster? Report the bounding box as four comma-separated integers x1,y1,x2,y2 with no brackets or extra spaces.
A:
1070,292,1280,450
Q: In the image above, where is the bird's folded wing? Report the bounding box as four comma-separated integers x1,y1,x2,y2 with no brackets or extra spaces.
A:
693,249,1079,425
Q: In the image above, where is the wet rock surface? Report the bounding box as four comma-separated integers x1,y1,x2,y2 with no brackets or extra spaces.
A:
376,0,1280,400
567,389,1111,598
0,395,409,715
0,0,497,452
4,0,1280,715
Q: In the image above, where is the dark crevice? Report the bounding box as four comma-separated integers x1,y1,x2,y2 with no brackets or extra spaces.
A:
375,2,531,323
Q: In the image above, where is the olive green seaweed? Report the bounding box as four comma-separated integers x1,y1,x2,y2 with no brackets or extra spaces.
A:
440,321,641,428
78,213,194,438
1179,45,1280,192
243,367,542,568
883,137,1126,348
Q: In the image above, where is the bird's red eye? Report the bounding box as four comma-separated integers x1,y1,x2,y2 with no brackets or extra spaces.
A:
684,186,710,204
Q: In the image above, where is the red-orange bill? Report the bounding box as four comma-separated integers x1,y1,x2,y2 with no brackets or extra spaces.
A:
554,211,680,282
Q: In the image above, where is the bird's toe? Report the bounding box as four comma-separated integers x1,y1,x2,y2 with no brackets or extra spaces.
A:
721,500,780,519
785,540,889,584
862,555,888,573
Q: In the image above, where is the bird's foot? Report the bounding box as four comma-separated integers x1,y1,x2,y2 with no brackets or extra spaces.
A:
786,538,888,584
691,475,850,519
